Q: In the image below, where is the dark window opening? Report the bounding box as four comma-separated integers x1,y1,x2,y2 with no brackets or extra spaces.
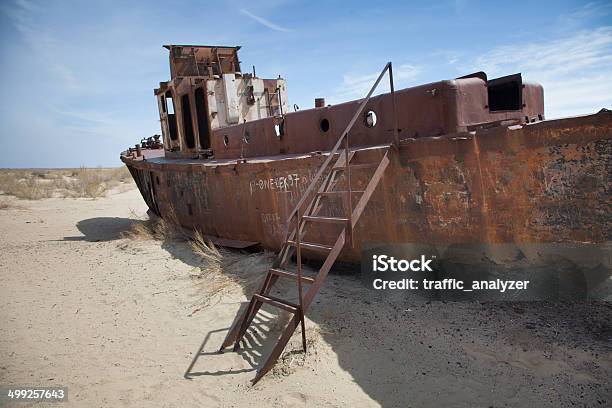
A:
165,91,178,141
156,176,160,185
187,203,193,216
223,135,229,147
488,74,522,111
194,88,210,149
246,85,255,105
320,118,330,132
160,95,166,113
181,94,196,149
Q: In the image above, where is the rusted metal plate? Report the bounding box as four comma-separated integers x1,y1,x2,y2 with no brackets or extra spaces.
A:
122,111,611,265
164,45,241,79
121,45,608,269
208,76,543,160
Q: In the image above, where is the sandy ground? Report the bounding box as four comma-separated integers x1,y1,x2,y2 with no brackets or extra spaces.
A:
0,187,611,407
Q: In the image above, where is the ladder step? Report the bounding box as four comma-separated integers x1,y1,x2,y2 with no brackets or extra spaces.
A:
287,240,333,253
301,215,349,224
269,268,315,283
333,162,379,171
253,294,298,313
317,190,365,196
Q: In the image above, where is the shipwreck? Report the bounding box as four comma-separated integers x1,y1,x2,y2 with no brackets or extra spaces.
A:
121,44,611,383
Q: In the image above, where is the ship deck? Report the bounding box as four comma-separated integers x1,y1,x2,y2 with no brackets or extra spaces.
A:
122,142,394,169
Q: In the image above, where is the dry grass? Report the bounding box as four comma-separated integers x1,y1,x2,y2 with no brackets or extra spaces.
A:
189,231,240,301
121,207,186,241
189,229,272,304
123,208,274,306
190,230,224,272
0,167,133,200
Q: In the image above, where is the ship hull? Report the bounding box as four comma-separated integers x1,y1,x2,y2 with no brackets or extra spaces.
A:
122,112,611,275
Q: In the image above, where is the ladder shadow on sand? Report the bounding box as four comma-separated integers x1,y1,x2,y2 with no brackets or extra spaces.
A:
184,302,289,379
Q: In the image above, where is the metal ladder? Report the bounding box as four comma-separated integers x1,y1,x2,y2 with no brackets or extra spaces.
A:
219,62,399,384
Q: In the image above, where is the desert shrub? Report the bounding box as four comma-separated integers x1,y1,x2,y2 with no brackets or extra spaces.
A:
121,206,186,241
0,167,134,200
70,167,107,198
0,171,55,199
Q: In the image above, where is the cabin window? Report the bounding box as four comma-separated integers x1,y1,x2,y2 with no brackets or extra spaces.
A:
194,88,210,149
166,93,175,114
223,135,229,147
181,94,196,149
165,91,178,141
364,110,377,128
488,74,522,111
320,118,330,133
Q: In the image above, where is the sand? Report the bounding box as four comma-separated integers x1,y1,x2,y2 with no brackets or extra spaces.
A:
0,187,610,407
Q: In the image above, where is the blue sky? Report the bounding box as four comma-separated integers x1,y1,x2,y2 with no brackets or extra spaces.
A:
0,0,611,168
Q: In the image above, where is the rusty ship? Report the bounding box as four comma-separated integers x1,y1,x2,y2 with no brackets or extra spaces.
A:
121,44,611,382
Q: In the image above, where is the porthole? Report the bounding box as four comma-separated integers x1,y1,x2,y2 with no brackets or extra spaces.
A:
243,131,251,144
223,135,229,147
364,110,377,128
320,118,330,133
274,121,284,138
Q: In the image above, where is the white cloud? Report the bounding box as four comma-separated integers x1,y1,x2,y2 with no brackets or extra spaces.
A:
557,1,612,29
467,27,612,118
0,0,163,166
2,0,84,91
240,8,293,32
14,0,42,13
46,104,115,125
471,27,612,77
329,64,420,104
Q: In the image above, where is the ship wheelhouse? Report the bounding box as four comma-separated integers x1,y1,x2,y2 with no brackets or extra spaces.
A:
154,44,288,160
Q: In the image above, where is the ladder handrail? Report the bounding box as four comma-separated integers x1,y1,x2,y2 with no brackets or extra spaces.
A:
220,64,398,384
283,61,395,228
